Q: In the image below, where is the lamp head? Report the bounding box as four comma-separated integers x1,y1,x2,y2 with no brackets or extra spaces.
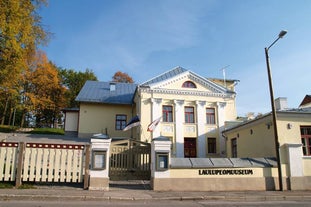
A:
278,30,287,38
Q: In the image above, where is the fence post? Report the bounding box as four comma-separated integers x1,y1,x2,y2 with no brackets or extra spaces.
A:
88,137,111,191
15,142,25,187
83,144,91,190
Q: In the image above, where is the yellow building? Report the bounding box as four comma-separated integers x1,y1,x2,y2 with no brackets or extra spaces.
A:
223,99,311,190
76,67,239,158
224,110,311,158
75,81,137,139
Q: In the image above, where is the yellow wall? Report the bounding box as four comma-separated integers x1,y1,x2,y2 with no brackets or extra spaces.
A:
303,158,311,176
78,102,136,138
225,116,275,158
277,113,311,144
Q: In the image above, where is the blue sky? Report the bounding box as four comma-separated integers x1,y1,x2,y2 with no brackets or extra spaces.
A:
39,0,311,116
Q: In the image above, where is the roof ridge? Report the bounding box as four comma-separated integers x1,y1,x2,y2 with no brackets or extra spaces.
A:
140,66,187,86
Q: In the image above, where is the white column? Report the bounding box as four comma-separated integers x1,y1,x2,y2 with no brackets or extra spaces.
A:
217,102,226,157
196,101,206,158
151,98,162,138
286,143,303,177
174,100,184,157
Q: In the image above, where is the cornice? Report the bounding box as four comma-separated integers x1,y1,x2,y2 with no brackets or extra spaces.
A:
139,87,235,98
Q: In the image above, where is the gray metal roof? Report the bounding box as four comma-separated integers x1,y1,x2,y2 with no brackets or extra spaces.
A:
141,66,187,86
75,81,137,104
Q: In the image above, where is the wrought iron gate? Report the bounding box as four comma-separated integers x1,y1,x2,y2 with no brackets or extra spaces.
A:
109,139,151,181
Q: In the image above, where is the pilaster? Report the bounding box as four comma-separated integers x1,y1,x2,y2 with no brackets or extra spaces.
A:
196,100,206,158
217,102,226,156
174,99,184,157
151,98,162,138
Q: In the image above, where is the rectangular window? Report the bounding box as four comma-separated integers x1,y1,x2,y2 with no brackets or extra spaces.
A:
206,108,216,124
301,126,311,156
115,114,127,130
207,137,216,153
162,105,173,122
185,106,195,123
231,138,237,158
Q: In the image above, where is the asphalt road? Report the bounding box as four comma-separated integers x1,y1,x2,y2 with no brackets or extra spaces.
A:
0,200,310,207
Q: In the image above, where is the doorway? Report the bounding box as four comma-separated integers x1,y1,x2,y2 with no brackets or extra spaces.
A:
184,138,197,158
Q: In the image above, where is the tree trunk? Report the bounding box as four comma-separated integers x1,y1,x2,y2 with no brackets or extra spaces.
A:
1,96,9,125
20,109,26,128
8,107,13,126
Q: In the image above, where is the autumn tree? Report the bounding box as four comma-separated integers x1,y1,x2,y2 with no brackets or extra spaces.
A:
112,71,134,83
0,0,49,125
59,68,98,108
23,51,66,128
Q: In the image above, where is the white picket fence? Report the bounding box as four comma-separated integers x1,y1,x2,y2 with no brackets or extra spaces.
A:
0,142,18,181
0,142,90,187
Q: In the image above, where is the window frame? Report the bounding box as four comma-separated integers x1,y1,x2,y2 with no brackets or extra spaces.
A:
184,106,195,123
162,105,173,122
182,81,196,88
301,126,311,156
115,114,127,130
207,137,216,154
231,138,237,158
206,108,216,124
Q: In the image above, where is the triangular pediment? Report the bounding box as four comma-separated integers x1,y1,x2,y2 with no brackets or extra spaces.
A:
140,67,230,95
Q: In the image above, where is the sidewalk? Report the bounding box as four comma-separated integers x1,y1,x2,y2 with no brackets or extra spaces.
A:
1,185,311,202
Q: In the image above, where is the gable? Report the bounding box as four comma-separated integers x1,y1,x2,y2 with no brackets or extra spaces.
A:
140,66,234,97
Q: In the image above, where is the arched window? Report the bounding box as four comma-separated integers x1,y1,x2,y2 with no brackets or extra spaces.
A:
182,81,196,88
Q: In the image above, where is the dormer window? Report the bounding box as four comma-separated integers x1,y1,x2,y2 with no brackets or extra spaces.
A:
182,81,196,88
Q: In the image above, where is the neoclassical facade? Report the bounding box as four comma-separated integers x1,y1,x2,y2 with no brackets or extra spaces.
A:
75,67,239,158
135,67,237,158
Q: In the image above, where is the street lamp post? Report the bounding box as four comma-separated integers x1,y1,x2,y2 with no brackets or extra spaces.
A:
264,30,287,191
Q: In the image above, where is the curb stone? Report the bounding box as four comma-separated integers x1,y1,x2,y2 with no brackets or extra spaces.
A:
1,190,311,202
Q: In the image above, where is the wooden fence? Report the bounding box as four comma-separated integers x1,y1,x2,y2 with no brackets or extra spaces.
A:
0,142,90,188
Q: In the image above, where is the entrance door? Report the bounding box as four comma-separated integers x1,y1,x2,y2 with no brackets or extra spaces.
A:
184,138,196,158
